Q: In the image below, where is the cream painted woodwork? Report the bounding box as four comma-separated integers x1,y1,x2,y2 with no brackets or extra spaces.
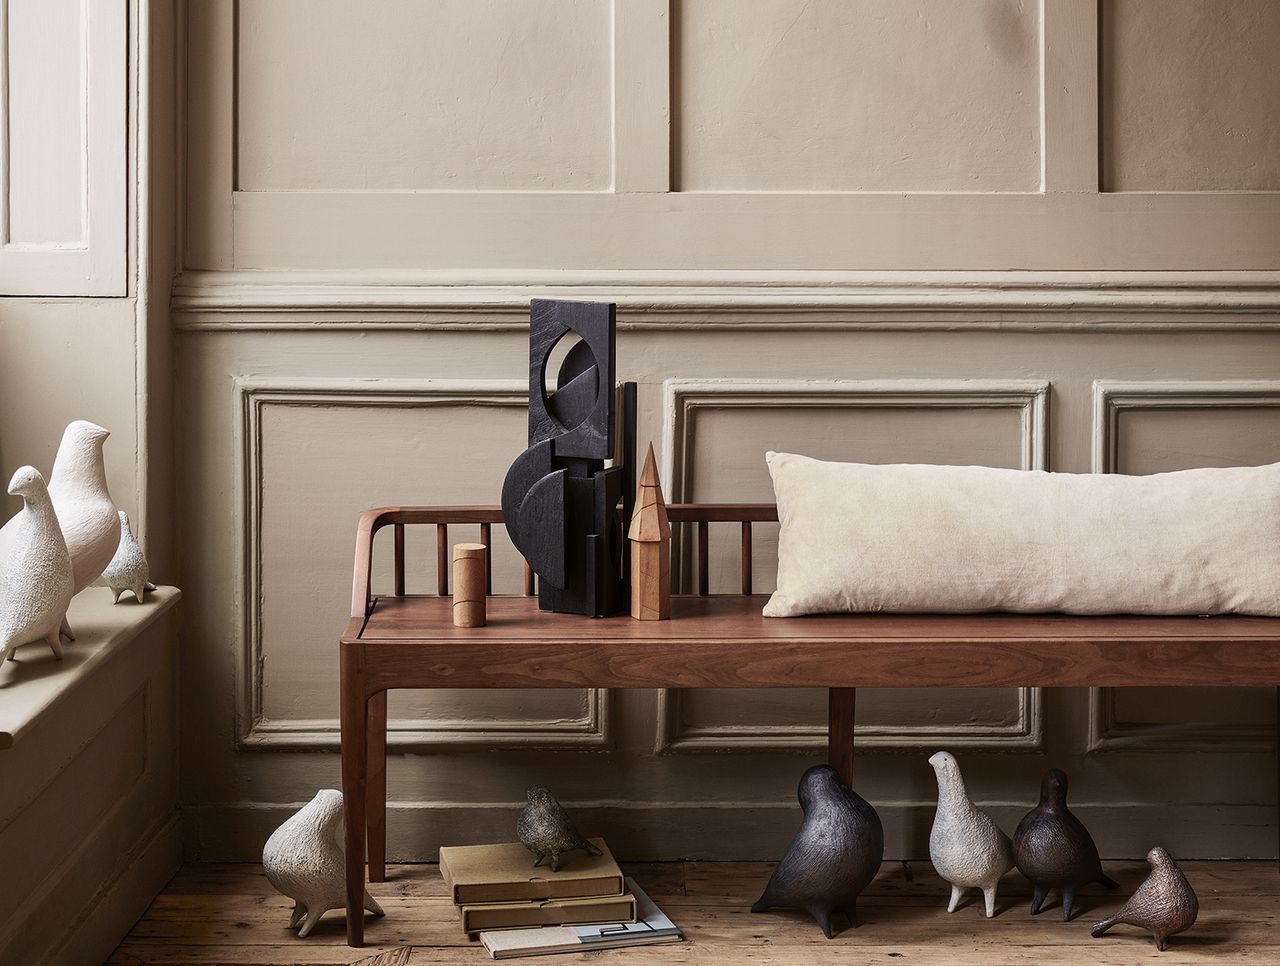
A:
175,0,1280,861
0,0,127,294
675,0,1040,191
1102,0,1280,191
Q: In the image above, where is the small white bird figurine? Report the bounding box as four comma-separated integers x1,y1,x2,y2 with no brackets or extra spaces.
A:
928,750,1014,918
262,789,385,938
102,511,155,603
48,420,118,640
0,466,74,663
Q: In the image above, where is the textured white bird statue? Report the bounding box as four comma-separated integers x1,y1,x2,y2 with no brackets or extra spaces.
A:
928,750,1015,918
102,511,155,603
262,789,385,938
48,420,117,639
0,466,74,663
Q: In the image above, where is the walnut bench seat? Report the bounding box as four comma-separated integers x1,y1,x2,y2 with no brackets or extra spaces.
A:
339,505,1280,947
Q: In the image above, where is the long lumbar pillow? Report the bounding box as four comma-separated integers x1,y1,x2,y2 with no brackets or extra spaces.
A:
764,451,1280,618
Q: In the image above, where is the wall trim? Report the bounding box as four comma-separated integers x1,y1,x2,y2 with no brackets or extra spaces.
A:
173,270,1280,331
1088,379,1280,752
655,378,1050,754
233,377,613,751
189,799,1278,863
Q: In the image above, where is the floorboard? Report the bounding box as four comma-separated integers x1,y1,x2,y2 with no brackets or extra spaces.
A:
107,861,1280,965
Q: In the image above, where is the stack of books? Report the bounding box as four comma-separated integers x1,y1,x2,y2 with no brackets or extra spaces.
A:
438,839,682,959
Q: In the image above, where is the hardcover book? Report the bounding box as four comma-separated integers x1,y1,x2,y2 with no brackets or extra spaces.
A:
457,890,637,934
439,838,624,905
480,879,681,959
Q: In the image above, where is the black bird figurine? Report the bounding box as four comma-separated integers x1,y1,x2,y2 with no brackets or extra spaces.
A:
751,765,884,938
516,786,602,872
1092,847,1198,951
1013,769,1119,921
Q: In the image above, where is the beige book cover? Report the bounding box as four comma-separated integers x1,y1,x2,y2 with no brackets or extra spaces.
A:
458,890,637,934
439,838,623,904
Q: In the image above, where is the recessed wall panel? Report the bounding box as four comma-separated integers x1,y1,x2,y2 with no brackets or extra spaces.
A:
254,396,594,738
1103,397,1280,742
1101,0,1280,191
674,0,1041,191
670,391,1035,747
237,0,612,191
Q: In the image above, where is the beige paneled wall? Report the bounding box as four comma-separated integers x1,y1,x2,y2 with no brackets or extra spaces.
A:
175,0,1280,860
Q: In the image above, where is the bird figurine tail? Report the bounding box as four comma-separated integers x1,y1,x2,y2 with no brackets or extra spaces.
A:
1090,915,1119,939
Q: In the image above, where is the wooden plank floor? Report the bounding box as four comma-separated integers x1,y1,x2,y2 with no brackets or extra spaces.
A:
107,861,1279,965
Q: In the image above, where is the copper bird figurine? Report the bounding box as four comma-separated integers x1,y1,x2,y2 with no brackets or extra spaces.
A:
1091,847,1198,951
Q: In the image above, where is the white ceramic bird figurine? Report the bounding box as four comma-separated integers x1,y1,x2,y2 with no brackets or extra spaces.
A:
48,420,117,639
928,751,1015,918
262,789,385,938
102,511,155,603
0,467,74,663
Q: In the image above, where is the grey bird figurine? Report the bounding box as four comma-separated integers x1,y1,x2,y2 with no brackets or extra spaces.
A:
102,510,156,603
751,765,884,938
516,786,602,872
928,751,1014,918
1091,847,1198,951
1013,769,1118,921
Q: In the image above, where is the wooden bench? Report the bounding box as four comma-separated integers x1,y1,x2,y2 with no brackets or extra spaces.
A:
340,504,1280,947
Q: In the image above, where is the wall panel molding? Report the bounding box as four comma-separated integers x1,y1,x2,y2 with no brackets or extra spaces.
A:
1088,379,1280,752
234,378,612,751
655,378,1050,754
172,270,1280,331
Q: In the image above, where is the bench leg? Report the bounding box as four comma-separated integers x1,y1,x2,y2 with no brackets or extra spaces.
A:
340,650,368,948
828,688,857,787
367,690,388,883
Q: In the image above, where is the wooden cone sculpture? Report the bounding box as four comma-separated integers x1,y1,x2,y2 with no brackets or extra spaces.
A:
628,444,671,620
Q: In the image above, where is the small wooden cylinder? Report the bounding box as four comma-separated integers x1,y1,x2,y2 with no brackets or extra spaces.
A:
452,543,487,628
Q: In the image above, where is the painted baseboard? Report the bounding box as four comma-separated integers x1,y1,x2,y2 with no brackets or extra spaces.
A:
0,813,181,966
187,801,1277,864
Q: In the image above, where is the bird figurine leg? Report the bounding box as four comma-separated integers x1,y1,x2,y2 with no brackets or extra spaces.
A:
947,884,963,913
982,885,998,918
840,900,861,929
1061,886,1077,922
1030,883,1049,915
531,852,545,868
44,630,64,660
145,580,157,592
1098,873,1120,890
550,853,562,873
811,907,835,940
297,906,325,938
363,890,385,917
133,583,148,602
287,903,306,929
584,840,602,857
59,615,76,642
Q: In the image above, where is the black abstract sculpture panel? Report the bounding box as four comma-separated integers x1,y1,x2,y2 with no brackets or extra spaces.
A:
502,300,634,617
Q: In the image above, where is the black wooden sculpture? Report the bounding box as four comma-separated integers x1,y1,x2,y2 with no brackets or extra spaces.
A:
751,765,884,938
1013,768,1119,921
502,300,636,617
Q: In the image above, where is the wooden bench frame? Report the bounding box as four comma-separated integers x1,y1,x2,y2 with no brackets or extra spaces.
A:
340,504,1280,948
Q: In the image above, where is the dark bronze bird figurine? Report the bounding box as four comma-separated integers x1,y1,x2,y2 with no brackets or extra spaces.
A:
1013,769,1118,921
1091,847,1198,951
516,786,602,872
751,765,884,938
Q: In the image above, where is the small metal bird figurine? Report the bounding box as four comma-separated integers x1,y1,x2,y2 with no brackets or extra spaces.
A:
751,765,884,938
517,786,602,872
1013,769,1119,921
1091,847,1198,951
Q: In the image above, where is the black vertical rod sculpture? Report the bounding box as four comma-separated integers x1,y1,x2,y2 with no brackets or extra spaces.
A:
501,300,635,617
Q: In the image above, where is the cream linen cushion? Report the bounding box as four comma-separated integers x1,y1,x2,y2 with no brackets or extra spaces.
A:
763,452,1280,618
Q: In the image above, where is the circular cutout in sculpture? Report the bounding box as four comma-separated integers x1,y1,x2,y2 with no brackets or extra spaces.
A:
541,330,599,433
